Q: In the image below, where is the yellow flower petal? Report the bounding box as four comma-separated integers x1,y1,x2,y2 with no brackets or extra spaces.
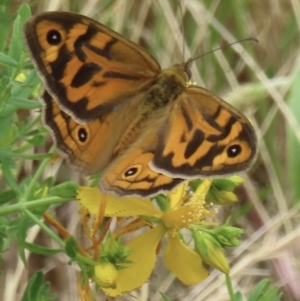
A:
105,195,162,218
195,180,212,196
164,234,209,285
77,187,162,218
77,187,102,215
103,225,165,296
169,182,188,210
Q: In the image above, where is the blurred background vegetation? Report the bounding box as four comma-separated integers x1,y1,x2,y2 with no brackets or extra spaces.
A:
1,0,300,300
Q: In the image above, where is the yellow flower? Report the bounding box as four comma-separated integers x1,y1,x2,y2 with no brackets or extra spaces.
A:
78,180,213,297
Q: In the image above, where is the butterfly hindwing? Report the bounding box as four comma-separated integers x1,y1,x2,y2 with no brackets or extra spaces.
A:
100,131,184,197
43,91,143,173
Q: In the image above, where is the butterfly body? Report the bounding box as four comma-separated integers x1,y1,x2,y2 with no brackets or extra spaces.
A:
24,12,257,197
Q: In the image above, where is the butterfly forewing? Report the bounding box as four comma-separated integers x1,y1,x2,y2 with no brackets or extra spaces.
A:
151,85,257,178
24,12,161,122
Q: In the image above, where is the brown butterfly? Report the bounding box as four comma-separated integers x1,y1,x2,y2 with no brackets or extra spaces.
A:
24,12,257,198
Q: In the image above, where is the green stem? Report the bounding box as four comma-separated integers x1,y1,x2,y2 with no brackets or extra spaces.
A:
23,145,55,201
0,196,70,216
12,113,41,145
14,152,52,160
24,211,96,266
226,274,236,301
13,142,37,155
89,173,101,187
76,253,97,266
24,209,65,248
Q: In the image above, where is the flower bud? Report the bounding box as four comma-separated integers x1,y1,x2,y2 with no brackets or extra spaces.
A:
192,230,230,274
49,182,79,198
94,262,118,288
210,226,243,247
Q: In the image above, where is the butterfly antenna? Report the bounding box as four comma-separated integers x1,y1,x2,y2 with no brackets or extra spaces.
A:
185,37,258,68
178,0,185,63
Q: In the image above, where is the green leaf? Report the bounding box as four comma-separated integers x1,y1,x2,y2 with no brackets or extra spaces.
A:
0,7,11,51
0,52,18,67
14,153,53,160
27,134,46,147
24,242,61,256
0,189,16,205
0,75,9,95
8,4,31,70
21,271,43,301
0,145,15,159
0,121,17,146
248,279,282,301
49,182,79,198
0,217,9,258
0,102,16,117
11,70,41,99
16,4,31,28
287,67,300,203
1,157,20,194
0,114,15,142
21,271,56,301
17,215,31,266
234,292,243,301
65,236,79,259
10,97,42,110
212,176,244,192
160,292,173,301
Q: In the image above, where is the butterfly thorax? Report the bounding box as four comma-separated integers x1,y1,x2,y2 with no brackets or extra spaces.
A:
143,65,188,110
114,66,188,156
